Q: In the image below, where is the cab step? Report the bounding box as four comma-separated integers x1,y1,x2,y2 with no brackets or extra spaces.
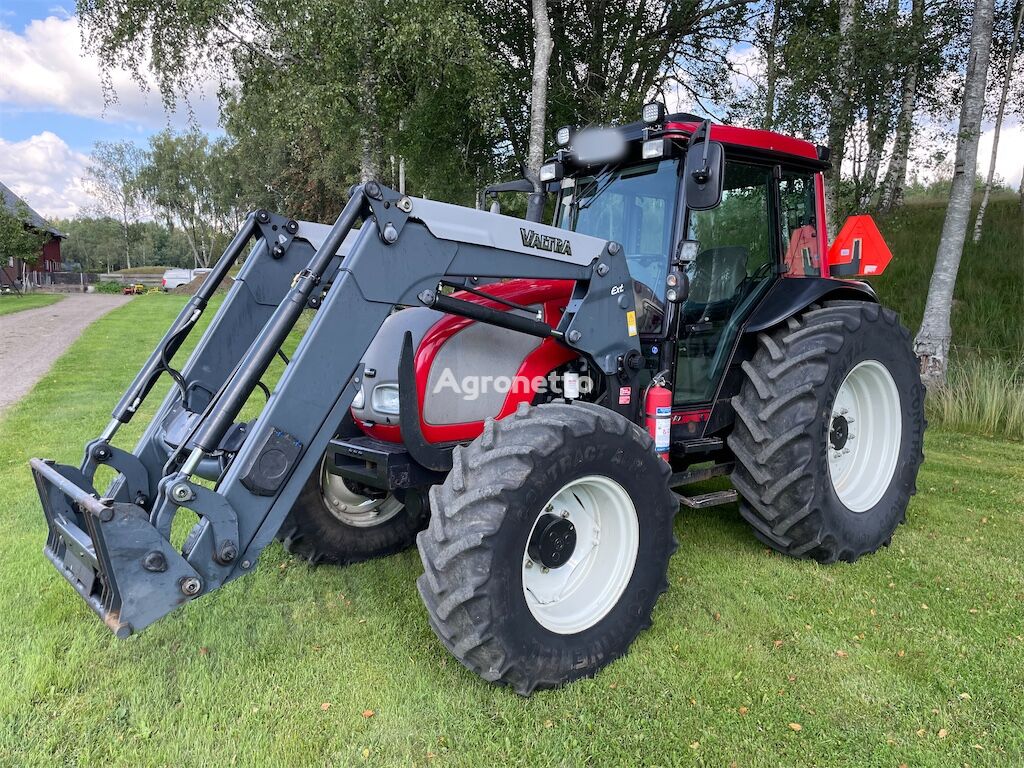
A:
673,489,738,509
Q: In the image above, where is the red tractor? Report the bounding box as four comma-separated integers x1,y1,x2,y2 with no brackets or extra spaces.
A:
32,107,924,695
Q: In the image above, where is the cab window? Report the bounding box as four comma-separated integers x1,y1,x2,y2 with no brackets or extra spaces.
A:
779,171,822,276
674,161,776,404
556,160,679,333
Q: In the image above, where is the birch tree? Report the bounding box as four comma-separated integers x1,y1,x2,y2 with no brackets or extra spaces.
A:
825,0,856,239
914,0,997,387
86,141,145,270
972,0,1024,242
878,0,924,213
524,0,553,222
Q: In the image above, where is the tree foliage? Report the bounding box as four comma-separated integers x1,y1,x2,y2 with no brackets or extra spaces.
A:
0,202,50,267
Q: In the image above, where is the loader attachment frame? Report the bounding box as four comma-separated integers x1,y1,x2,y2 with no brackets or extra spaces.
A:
30,183,642,637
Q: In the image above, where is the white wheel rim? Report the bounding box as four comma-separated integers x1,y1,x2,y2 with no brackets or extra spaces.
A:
522,475,639,635
827,359,902,512
320,458,403,528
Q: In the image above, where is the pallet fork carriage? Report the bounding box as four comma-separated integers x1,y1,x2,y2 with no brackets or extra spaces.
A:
31,182,645,637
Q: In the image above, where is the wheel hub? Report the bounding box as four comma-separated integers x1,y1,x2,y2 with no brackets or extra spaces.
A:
527,513,577,569
827,360,902,512
319,458,403,527
522,475,639,635
829,415,850,450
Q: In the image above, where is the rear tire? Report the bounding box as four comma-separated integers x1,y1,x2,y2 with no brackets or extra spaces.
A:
279,455,428,565
417,402,677,695
728,301,925,563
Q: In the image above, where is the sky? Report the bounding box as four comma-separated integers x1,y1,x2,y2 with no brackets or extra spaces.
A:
0,2,1021,221
0,1,220,219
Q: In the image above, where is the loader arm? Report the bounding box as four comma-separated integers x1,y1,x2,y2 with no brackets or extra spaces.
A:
30,182,642,637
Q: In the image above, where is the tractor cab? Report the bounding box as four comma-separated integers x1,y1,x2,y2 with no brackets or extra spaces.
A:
539,107,885,414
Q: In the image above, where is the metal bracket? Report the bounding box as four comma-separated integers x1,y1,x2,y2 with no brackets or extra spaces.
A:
398,331,454,472
82,440,151,507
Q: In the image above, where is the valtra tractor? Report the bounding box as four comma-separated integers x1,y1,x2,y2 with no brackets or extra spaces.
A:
31,104,925,694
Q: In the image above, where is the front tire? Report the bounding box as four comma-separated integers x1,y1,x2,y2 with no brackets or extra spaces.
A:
279,456,428,565
728,301,925,563
417,402,677,695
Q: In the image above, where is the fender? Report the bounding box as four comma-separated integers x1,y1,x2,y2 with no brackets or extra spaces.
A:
743,276,877,334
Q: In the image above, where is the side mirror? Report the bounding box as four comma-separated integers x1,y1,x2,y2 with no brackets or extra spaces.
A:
684,140,724,211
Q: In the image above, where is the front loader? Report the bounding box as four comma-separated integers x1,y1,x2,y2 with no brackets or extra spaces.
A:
32,107,925,694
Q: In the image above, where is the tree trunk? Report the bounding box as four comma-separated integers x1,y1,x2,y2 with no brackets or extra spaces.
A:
879,0,924,213
972,0,1023,243
122,210,132,271
524,0,553,222
914,0,996,388
763,0,783,131
825,0,856,240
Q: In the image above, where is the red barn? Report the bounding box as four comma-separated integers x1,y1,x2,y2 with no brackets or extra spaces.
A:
1,180,66,288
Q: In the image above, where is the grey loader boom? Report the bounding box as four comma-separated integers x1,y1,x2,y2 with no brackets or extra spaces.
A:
30,182,641,637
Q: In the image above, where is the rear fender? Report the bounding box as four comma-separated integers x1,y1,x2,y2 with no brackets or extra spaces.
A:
702,277,878,436
743,276,877,334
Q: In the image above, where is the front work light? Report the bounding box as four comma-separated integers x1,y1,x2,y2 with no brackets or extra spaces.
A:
555,126,573,147
371,384,401,415
642,138,669,160
539,161,564,182
642,102,666,124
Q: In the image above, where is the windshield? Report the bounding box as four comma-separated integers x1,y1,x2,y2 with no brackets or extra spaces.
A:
555,160,679,333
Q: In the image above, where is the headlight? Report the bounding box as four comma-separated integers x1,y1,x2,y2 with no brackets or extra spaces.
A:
352,386,365,409
555,126,573,147
642,139,667,159
539,161,564,182
371,384,400,415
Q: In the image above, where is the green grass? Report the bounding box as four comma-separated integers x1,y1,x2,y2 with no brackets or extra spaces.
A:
0,293,63,316
2,295,1024,767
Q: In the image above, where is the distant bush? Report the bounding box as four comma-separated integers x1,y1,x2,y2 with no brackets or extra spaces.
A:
94,281,123,294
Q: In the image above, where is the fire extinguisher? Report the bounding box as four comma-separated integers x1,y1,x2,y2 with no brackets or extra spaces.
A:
644,373,672,462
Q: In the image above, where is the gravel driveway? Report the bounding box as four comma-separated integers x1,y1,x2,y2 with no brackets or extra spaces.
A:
0,294,132,416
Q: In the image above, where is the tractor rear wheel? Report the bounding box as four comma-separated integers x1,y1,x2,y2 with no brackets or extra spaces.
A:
278,455,428,565
728,301,925,563
417,402,677,695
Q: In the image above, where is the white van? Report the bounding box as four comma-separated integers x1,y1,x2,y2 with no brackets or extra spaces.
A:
161,268,212,291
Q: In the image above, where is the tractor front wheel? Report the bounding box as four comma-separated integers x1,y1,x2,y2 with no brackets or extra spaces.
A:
278,456,428,565
728,301,925,563
417,402,677,695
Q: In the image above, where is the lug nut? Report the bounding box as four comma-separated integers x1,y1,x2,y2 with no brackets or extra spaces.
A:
567,330,582,343
596,263,609,276
607,241,621,255
179,577,202,596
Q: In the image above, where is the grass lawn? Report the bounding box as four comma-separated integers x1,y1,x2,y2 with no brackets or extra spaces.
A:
0,293,63,317
1,295,1023,766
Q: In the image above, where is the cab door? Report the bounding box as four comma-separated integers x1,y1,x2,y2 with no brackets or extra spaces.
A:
673,161,778,405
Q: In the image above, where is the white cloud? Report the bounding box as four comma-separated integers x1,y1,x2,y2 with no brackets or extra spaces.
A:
0,131,92,219
976,123,1023,190
0,15,221,130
